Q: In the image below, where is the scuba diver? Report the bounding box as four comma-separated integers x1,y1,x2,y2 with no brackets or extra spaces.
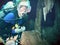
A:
3,0,31,33
0,0,31,34
0,0,31,45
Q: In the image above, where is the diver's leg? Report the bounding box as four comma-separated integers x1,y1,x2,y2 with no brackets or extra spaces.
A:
0,20,12,40
0,12,16,40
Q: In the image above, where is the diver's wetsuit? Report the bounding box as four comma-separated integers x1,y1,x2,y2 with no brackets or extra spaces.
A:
4,12,28,30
